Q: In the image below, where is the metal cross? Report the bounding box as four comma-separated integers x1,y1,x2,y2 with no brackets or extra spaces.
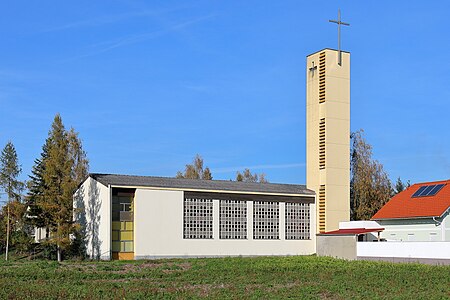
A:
309,61,317,77
329,9,350,66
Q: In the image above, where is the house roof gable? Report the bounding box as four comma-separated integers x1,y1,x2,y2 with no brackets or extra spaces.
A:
372,179,450,220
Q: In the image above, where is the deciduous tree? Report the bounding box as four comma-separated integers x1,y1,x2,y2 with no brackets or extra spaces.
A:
350,130,392,220
176,154,212,180
236,168,268,183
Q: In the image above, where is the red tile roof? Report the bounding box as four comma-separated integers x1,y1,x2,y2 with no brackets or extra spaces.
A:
321,228,384,235
372,179,450,220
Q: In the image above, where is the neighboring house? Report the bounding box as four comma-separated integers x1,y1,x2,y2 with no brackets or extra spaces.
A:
372,180,450,242
74,173,316,260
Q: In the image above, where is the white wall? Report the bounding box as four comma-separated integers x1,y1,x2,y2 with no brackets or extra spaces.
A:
357,241,450,260
74,177,111,260
317,235,356,260
378,216,448,242
134,189,316,258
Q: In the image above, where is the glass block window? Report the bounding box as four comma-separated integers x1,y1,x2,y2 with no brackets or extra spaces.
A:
220,200,247,239
112,192,134,253
253,201,279,240
183,198,213,239
285,203,310,240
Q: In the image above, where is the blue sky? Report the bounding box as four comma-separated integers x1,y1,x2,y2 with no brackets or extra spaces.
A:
0,1,449,186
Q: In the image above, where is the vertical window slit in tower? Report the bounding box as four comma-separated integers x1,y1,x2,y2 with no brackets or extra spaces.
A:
319,185,326,233
319,51,326,103
319,118,326,169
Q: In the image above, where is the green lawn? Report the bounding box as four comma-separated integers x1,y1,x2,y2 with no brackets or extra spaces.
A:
0,256,448,299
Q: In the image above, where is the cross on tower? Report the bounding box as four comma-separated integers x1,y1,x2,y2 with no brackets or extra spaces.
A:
309,61,317,77
329,9,350,66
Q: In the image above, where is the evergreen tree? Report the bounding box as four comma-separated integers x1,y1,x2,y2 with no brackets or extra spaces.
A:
350,130,392,220
394,177,410,195
176,154,213,180
26,139,50,228
0,142,23,201
0,141,24,260
38,114,89,262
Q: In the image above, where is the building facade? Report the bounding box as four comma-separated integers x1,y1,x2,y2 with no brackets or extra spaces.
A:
372,180,450,242
74,174,316,260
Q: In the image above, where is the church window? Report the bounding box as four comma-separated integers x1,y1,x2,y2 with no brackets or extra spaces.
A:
253,201,279,240
285,202,310,240
219,200,247,239
183,198,213,239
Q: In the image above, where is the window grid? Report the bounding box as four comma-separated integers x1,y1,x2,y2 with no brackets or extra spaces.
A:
220,200,247,239
183,198,213,239
253,201,279,240
285,203,310,240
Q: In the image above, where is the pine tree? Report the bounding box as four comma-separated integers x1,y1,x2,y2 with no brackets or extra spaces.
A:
0,141,24,260
26,139,50,228
394,177,410,195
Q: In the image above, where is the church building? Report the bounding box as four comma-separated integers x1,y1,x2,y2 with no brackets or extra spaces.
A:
74,48,351,260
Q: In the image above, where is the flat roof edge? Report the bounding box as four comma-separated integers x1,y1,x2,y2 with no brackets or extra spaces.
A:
307,48,350,57
109,184,315,197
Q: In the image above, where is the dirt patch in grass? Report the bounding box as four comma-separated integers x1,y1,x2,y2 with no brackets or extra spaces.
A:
115,261,192,274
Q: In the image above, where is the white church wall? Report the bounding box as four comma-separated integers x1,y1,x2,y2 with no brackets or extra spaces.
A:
74,177,111,260
134,188,316,258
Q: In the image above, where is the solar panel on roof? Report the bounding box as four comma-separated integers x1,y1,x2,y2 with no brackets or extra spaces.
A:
418,185,436,196
427,184,445,196
412,186,427,197
411,183,446,198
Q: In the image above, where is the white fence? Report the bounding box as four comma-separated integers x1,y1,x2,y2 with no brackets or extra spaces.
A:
357,241,450,260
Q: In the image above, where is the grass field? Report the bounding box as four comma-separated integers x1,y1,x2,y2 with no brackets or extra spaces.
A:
0,255,449,299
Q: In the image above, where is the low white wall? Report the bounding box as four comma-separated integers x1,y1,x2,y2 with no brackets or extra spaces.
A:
134,189,316,258
316,235,356,260
357,242,450,260
74,177,111,260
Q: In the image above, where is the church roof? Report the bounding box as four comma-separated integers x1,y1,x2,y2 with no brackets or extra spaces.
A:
89,173,314,197
372,179,450,220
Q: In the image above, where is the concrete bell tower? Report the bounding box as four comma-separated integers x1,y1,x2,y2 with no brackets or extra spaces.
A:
306,49,350,232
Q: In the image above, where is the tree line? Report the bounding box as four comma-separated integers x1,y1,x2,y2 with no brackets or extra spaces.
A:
176,154,268,183
0,114,88,261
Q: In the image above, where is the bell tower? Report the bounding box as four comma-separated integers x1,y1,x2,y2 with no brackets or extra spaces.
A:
306,49,350,232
